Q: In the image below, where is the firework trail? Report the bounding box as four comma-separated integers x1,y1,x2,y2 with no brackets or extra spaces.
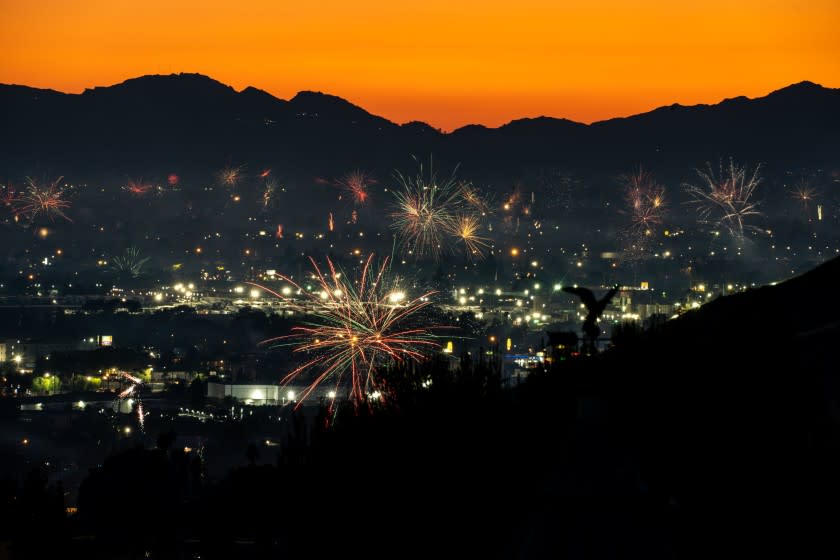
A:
123,178,153,197
217,164,245,188
114,371,146,431
335,170,376,205
252,255,442,405
259,168,271,179
328,212,335,232
276,224,284,239
12,176,73,223
685,158,763,240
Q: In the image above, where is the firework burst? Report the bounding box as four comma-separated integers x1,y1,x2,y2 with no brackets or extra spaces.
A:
685,158,763,240
12,176,73,223
254,255,441,405
336,170,376,204
451,214,490,259
261,179,278,209
217,164,245,188
123,178,153,197
789,179,819,213
111,247,150,278
622,169,667,237
460,182,492,215
390,163,490,259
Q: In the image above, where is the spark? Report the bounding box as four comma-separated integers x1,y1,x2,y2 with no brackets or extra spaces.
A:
259,168,271,179
328,212,335,232
685,158,763,240
167,173,180,186
253,255,442,405
276,224,284,239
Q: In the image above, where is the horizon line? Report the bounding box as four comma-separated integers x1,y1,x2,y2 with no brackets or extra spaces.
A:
1,73,834,133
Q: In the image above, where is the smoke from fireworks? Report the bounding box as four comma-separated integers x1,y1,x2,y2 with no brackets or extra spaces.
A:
12,176,73,223
336,170,376,204
685,158,763,240
253,255,441,404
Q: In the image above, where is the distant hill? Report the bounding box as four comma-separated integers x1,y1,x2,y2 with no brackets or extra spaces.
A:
1,73,839,182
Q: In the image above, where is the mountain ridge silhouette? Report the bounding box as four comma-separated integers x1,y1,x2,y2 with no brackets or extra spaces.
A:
1,73,838,179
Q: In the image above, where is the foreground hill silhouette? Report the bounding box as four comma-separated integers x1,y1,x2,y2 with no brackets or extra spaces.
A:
2,256,824,558
595,255,840,557
2,73,839,181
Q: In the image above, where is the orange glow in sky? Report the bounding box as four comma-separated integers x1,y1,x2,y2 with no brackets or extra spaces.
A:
1,0,838,130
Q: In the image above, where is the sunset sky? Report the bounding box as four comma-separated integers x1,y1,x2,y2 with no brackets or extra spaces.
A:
1,0,838,130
